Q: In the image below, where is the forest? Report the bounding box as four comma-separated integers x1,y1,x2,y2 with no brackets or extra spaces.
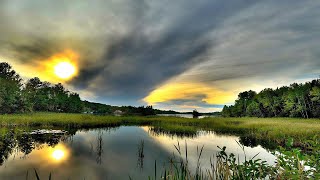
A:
3,61,319,118
0,62,163,115
222,78,320,118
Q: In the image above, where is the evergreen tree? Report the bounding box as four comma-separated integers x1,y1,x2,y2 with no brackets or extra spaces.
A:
0,62,23,113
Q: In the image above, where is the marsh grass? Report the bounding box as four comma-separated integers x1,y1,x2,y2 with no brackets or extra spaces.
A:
150,125,198,138
26,169,51,180
0,112,317,179
151,139,320,180
0,113,320,148
161,142,274,180
26,139,320,180
137,140,145,170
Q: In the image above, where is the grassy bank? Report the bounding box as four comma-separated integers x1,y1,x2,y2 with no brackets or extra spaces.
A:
0,113,319,148
1,113,320,179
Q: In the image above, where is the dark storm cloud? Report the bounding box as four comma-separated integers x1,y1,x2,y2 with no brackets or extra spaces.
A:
4,38,62,62
71,0,260,98
72,32,210,95
167,0,320,96
1,0,320,111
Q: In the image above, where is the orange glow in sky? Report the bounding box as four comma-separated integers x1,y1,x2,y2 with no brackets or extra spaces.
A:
44,50,79,82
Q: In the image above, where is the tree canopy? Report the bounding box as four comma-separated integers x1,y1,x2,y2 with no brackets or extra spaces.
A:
0,62,160,115
222,79,320,118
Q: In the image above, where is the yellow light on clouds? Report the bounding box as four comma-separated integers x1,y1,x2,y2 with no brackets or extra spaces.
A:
144,82,237,105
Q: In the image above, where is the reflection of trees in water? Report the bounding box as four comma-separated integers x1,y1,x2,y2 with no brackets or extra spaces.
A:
0,130,16,165
239,135,278,150
149,126,278,151
0,130,69,166
0,126,119,166
17,134,34,155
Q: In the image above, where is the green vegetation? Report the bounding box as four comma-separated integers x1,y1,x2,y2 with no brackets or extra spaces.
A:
222,79,320,118
0,62,83,113
4,128,319,179
155,140,320,179
0,113,319,149
0,113,319,179
0,62,166,116
1,62,320,179
0,62,221,117
192,109,201,118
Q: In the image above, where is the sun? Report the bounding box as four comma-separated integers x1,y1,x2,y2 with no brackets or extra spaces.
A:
42,50,79,82
54,62,76,79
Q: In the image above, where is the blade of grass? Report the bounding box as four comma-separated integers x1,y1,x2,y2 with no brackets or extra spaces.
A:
34,169,40,180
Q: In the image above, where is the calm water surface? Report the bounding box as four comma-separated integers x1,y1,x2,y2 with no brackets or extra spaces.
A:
0,126,275,179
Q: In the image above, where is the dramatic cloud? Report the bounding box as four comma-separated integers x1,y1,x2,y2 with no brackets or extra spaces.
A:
1,0,320,111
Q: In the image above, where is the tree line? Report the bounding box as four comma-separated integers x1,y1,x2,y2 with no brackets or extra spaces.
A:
83,101,157,116
222,78,320,118
0,62,83,113
0,62,159,115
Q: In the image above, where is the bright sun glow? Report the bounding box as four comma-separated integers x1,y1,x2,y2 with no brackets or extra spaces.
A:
47,144,69,163
52,149,65,160
54,62,76,79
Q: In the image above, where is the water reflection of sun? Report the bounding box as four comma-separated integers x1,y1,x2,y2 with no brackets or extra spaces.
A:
52,149,65,160
48,144,70,163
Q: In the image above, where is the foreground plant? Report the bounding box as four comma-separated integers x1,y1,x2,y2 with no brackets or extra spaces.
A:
152,138,320,180
274,137,320,179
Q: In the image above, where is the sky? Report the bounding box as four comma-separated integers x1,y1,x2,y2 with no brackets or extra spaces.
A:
1,0,320,112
